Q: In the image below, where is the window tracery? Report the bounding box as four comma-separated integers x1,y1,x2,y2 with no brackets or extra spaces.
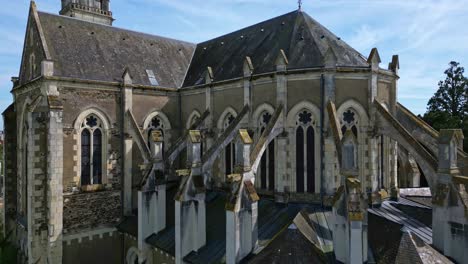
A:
147,116,165,149
295,109,315,193
340,109,359,172
258,111,275,190
80,114,104,186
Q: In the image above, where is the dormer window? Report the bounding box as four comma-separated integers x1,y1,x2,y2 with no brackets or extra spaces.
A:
146,70,159,86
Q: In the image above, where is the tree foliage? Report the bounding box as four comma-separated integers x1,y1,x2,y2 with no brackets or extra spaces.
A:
423,61,468,150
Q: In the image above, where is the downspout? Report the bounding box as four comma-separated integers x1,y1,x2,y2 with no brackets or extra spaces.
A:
320,73,325,208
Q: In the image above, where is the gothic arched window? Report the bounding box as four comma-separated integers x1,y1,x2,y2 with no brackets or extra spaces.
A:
80,115,104,185
147,116,165,153
340,109,359,173
188,111,203,155
188,114,200,129
258,111,275,191
295,110,315,193
224,113,236,175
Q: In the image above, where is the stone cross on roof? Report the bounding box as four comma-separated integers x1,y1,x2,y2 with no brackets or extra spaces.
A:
298,0,303,10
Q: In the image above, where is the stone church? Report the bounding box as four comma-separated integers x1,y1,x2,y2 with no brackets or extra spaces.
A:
3,1,468,264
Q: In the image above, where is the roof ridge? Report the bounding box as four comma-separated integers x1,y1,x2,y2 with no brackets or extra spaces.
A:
296,11,327,59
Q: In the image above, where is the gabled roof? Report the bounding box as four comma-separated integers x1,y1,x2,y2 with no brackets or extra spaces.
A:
36,11,195,88
182,10,368,87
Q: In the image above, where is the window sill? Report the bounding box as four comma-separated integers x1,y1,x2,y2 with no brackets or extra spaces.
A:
81,184,105,193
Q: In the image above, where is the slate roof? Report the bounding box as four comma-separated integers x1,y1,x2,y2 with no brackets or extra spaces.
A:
182,10,368,87
369,199,433,244
184,199,323,264
33,8,369,89
247,224,326,264
37,12,195,88
368,212,452,264
116,215,138,237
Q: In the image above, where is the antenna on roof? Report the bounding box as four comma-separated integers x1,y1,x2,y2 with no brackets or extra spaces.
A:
298,0,303,11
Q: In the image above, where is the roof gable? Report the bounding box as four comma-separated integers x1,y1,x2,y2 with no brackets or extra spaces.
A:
18,2,50,86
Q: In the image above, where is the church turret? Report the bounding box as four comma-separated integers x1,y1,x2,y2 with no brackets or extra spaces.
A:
60,0,114,25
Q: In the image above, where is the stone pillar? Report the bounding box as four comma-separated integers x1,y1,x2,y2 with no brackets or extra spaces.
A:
151,131,166,234
138,130,167,263
204,68,215,172
388,55,399,115
2,105,17,237
46,96,64,263
433,129,468,263
122,69,133,216
275,50,288,195
389,57,400,198
175,131,206,264
322,48,337,194
28,110,48,264
367,49,381,199
243,57,253,127
408,154,421,187
226,130,259,264
389,140,399,199
332,177,368,264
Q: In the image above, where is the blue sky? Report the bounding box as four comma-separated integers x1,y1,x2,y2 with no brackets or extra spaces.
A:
1,0,467,128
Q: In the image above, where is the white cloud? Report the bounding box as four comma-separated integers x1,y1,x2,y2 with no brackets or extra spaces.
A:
348,25,384,52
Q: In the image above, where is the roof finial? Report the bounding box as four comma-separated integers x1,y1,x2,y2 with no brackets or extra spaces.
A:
298,0,302,11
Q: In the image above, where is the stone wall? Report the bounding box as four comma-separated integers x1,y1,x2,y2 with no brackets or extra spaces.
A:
287,79,320,112
335,79,369,111
180,91,205,128
377,82,390,103
63,231,123,264
2,105,17,233
18,10,46,85
63,190,121,233
253,81,276,110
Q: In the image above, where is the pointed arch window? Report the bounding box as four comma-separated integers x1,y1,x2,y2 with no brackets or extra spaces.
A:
188,112,203,154
147,115,165,154
340,109,359,174
258,111,275,191
295,110,315,193
188,114,200,129
224,113,236,175
80,115,104,185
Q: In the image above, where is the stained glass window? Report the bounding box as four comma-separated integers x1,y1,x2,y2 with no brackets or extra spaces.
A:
80,114,103,186
295,110,315,193
258,112,275,191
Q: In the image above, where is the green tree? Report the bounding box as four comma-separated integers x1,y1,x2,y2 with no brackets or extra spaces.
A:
423,61,468,150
